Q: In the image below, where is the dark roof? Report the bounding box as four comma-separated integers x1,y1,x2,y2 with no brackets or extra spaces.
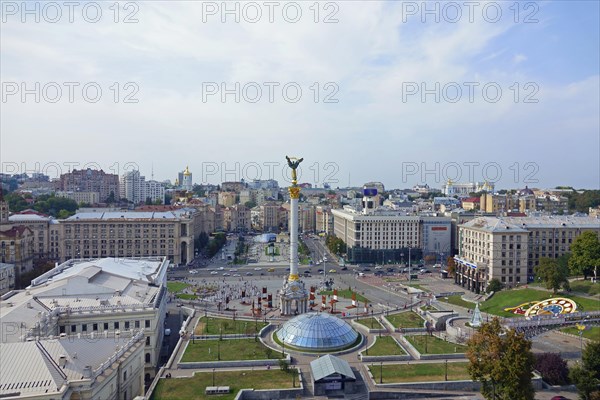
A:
0,225,33,238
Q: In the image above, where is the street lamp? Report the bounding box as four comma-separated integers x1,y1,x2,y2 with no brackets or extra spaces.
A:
445,359,448,381
212,368,216,386
380,361,383,384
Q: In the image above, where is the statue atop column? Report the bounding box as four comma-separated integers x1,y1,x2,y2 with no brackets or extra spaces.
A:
286,156,303,185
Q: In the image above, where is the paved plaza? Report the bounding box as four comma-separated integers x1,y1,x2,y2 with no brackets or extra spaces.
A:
158,262,594,399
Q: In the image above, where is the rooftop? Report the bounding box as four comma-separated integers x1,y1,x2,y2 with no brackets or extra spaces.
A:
0,257,168,343
461,215,599,232
65,208,197,221
0,334,143,398
310,354,356,382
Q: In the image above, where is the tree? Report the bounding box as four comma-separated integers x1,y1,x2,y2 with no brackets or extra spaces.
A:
582,341,600,381
244,200,257,209
535,353,569,385
447,256,456,277
569,232,600,279
486,278,504,294
279,359,289,372
105,191,116,204
467,317,535,400
535,257,570,294
145,197,153,205
570,366,599,400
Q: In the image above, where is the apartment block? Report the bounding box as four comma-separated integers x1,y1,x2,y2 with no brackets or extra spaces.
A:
455,215,600,293
59,168,119,202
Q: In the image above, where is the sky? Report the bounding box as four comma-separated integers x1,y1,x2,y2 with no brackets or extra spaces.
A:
1,0,599,190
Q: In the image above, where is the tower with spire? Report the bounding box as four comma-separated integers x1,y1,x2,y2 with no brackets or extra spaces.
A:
182,166,193,191
0,188,9,224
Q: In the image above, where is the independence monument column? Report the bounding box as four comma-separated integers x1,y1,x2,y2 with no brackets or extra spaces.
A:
279,156,309,315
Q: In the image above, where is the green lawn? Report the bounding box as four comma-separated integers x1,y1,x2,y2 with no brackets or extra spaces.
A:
370,362,471,383
407,284,428,291
385,312,425,329
355,317,384,330
367,336,406,356
167,281,191,293
406,335,466,354
438,295,476,310
151,369,295,400
438,289,600,318
569,280,600,297
561,326,600,341
177,293,197,300
320,289,369,303
194,317,268,335
481,288,600,318
181,339,283,362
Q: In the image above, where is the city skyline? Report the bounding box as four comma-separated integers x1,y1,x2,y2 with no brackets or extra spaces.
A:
2,1,599,189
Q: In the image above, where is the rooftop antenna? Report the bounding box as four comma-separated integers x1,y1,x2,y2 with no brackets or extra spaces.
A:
151,163,154,180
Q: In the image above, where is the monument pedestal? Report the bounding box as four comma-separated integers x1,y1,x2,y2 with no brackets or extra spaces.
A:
279,279,309,315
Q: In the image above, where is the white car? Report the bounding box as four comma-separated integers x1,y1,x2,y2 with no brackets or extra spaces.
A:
218,267,224,270
210,271,218,275
254,267,262,271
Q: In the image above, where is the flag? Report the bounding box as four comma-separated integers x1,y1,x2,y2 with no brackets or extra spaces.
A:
333,289,338,302
352,292,357,307
322,295,326,308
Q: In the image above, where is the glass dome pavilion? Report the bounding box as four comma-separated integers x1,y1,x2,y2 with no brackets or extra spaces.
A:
276,313,359,352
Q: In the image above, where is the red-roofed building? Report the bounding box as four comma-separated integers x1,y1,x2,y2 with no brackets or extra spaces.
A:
461,197,480,211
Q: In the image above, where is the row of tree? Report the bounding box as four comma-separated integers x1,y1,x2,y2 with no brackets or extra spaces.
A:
325,235,347,256
4,192,79,218
468,318,600,400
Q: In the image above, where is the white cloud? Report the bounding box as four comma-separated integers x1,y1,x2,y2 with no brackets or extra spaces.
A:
1,1,598,189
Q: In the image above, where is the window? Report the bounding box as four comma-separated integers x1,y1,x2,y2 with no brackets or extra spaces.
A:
59,325,66,334
145,320,150,328
93,323,98,331
146,336,150,346
82,324,87,332
135,320,140,329
114,321,119,330
145,353,151,363
104,322,109,330
125,321,130,329
124,371,127,381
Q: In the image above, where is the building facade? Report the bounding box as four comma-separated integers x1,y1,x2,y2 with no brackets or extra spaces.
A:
332,192,451,264
0,263,15,295
59,209,196,265
455,216,600,293
59,168,119,203
0,257,169,384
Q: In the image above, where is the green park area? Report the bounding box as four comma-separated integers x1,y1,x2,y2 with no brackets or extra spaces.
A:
167,281,191,293
438,288,600,318
561,326,600,341
385,312,424,329
569,280,600,297
367,336,407,356
194,316,268,335
406,335,466,354
151,369,294,400
370,362,471,383
320,289,369,304
181,338,283,362
355,317,384,330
